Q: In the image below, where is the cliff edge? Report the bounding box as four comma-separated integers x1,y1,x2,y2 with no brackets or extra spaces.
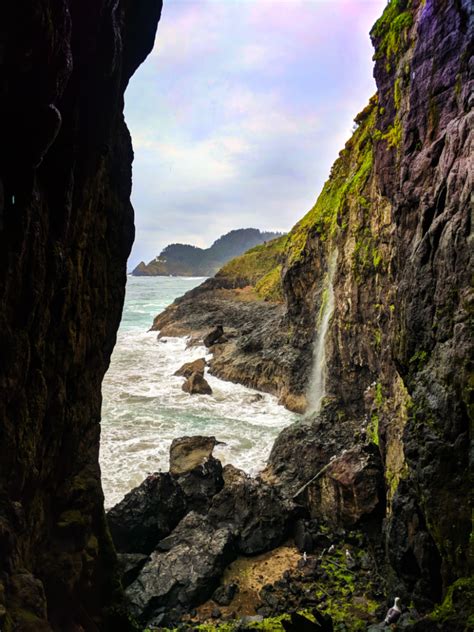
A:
0,1,161,629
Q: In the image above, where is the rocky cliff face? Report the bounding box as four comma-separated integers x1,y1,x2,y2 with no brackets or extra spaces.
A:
0,1,161,629
272,0,473,618
152,0,473,622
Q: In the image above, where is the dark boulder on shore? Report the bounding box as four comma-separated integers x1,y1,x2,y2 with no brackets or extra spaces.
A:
169,435,225,512
107,473,186,554
126,512,236,626
182,371,213,395
209,464,291,555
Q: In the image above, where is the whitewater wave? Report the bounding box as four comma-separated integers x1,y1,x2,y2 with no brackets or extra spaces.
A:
101,327,295,508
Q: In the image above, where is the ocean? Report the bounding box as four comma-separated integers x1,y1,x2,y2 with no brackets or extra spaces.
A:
100,276,296,508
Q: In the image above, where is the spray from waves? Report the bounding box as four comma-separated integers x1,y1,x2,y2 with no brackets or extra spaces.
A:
306,249,338,415
100,279,297,508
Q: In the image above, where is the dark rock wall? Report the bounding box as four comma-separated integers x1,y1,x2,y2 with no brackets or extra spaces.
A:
0,1,161,629
274,0,472,609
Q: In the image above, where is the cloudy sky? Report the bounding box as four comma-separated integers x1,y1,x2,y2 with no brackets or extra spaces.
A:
125,0,387,269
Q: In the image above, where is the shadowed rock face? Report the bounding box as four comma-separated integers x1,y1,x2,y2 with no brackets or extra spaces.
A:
271,0,473,611
0,1,162,629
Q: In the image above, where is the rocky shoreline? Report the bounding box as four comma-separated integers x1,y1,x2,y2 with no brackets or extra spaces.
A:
151,278,309,413
107,434,391,630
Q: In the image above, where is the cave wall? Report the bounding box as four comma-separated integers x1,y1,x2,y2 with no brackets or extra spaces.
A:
277,0,472,610
0,1,162,629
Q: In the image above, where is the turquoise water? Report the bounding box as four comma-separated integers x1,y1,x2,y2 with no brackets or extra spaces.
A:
100,276,296,507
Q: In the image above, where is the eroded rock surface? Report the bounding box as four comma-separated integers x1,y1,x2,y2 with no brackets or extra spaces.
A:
0,1,162,628
182,371,213,395
127,512,236,627
107,473,186,554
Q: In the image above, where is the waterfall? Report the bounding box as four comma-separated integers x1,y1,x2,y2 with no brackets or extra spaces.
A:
306,249,338,415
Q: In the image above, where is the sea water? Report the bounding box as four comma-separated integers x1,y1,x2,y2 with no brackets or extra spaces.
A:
100,276,296,508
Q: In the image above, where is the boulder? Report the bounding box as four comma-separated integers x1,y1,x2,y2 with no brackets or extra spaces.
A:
174,357,206,378
203,324,224,347
182,372,213,395
126,512,236,624
117,553,149,588
305,444,383,526
169,436,222,475
169,436,225,511
107,473,186,554
208,465,290,555
175,456,224,512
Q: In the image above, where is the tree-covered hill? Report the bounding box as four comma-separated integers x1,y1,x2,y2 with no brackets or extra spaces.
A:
132,228,284,277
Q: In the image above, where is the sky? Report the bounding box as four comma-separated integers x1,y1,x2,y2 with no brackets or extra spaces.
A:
125,0,387,269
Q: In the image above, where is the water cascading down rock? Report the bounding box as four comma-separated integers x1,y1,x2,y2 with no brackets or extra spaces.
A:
306,250,338,414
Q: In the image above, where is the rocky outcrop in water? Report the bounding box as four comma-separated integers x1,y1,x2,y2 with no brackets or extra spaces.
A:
0,1,162,629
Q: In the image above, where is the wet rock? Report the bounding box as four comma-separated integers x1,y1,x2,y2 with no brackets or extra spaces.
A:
175,456,224,512
213,582,239,606
107,473,186,554
204,324,224,347
174,357,206,378
182,372,213,395
127,512,235,623
267,410,356,496
117,553,149,587
304,444,383,526
208,465,290,555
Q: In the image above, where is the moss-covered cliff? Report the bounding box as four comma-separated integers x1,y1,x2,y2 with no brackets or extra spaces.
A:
270,0,473,621
153,0,472,623
0,1,161,629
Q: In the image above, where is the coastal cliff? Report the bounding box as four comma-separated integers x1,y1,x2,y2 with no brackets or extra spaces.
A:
152,0,473,624
0,1,161,629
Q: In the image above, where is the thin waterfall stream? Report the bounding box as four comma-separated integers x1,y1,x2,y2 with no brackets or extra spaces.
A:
306,249,338,414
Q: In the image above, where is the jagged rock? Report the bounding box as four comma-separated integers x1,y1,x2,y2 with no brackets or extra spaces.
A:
267,410,356,496
213,582,239,606
175,456,224,512
117,553,149,587
107,473,186,554
174,357,206,378
204,324,224,347
169,436,223,475
126,512,236,623
208,465,290,555
182,372,213,395
304,444,383,526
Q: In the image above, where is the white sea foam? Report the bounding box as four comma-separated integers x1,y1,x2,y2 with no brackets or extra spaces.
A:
100,277,296,508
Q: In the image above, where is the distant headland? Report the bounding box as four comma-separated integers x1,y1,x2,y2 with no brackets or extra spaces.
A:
131,228,284,277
